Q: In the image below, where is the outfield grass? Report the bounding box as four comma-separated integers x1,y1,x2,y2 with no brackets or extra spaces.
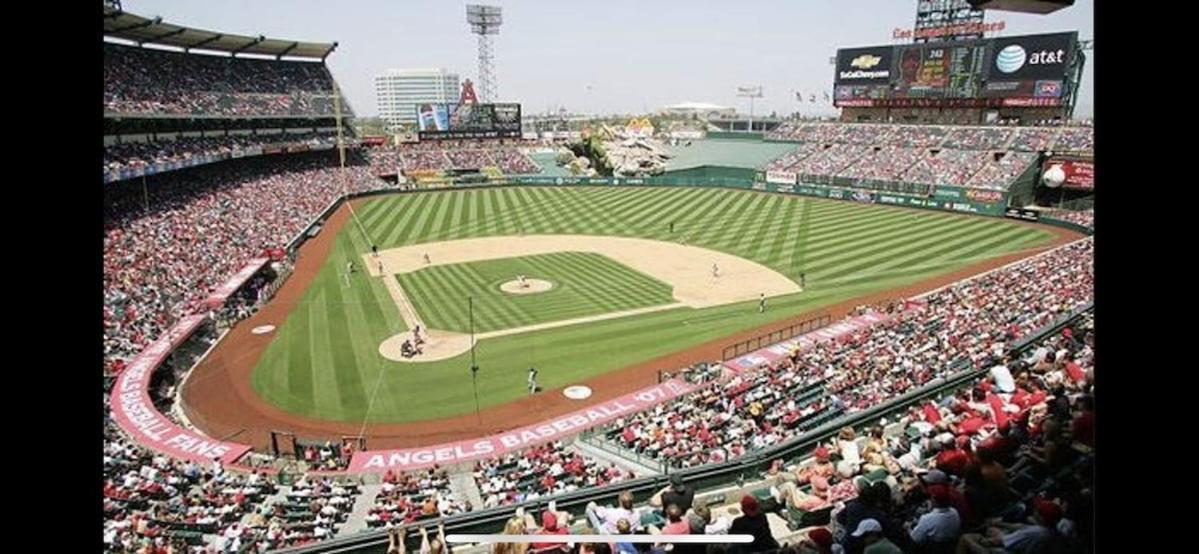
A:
398,252,675,333
250,186,1055,423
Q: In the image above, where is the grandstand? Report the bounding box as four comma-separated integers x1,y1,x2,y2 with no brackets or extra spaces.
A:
102,3,1095,554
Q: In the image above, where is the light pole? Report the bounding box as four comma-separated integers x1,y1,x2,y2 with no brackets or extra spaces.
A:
736,86,763,133
466,5,503,103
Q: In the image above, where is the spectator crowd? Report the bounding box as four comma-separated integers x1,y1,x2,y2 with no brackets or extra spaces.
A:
104,132,341,175
103,154,391,376
474,441,636,509
104,43,340,117
393,143,542,174
759,122,1089,191
765,122,1092,156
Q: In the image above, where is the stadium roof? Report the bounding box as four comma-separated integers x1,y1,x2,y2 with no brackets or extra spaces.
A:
662,102,733,111
103,6,337,60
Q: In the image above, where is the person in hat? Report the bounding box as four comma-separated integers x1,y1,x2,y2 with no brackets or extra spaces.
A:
908,484,961,546
837,484,908,554
530,510,571,553
918,469,975,530
796,527,843,554
958,498,1063,554
852,519,901,554
650,474,695,513
728,495,778,554
796,446,837,485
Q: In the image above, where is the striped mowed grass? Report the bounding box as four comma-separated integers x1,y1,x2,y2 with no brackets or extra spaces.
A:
398,252,675,333
251,186,1054,423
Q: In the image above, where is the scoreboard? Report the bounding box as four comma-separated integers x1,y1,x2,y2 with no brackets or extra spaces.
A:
833,31,1076,108
417,102,522,140
893,42,987,98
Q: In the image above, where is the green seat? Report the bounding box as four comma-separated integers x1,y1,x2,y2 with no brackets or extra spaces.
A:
863,468,889,483
752,487,774,502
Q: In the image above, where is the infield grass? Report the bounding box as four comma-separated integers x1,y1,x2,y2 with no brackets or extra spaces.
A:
250,186,1056,423
398,252,675,333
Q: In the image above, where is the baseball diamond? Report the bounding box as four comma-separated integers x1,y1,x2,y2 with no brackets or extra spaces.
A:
181,186,1066,430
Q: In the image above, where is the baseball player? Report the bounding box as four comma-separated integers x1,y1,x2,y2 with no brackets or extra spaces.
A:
759,293,766,313
527,366,539,394
424,253,431,265
346,261,355,274
712,264,720,279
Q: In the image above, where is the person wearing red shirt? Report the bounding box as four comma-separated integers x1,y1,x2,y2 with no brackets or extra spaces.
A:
531,511,571,553
935,440,969,477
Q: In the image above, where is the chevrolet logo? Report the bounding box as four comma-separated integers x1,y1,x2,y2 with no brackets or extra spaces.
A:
850,55,882,69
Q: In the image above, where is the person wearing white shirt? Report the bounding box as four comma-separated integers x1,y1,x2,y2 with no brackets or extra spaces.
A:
990,362,1016,393
909,489,961,545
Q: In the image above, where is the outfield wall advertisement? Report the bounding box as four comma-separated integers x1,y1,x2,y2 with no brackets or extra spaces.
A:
349,380,699,472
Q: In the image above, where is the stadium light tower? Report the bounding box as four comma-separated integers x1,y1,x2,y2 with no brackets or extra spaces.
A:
736,86,764,133
466,5,502,103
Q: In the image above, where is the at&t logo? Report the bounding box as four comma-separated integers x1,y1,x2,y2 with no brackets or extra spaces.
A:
996,45,1027,73
996,43,1067,74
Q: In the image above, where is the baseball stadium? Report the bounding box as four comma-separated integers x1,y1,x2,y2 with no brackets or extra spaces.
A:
102,1,1095,553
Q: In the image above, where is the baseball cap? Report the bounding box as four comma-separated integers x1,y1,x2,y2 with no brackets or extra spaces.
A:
920,469,949,485
807,528,833,547
740,495,760,517
926,484,951,504
852,518,883,537
669,474,684,489
1034,499,1064,527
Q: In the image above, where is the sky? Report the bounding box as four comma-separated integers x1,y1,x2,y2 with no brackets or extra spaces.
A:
119,0,1093,118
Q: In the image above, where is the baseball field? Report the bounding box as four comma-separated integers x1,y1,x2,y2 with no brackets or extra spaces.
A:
242,186,1057,426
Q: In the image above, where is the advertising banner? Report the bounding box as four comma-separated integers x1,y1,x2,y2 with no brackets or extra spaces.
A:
984,32,1076,99
851,190,876,203
766,171,797,185
1043,158,1094,190
932,186,964,200
1004,207,1041,222
964,188,1006,205
109,314,253,465
834,46,895,84
349,380,700,472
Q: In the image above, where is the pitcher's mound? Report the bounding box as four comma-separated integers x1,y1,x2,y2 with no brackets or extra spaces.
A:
499,278,553,295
